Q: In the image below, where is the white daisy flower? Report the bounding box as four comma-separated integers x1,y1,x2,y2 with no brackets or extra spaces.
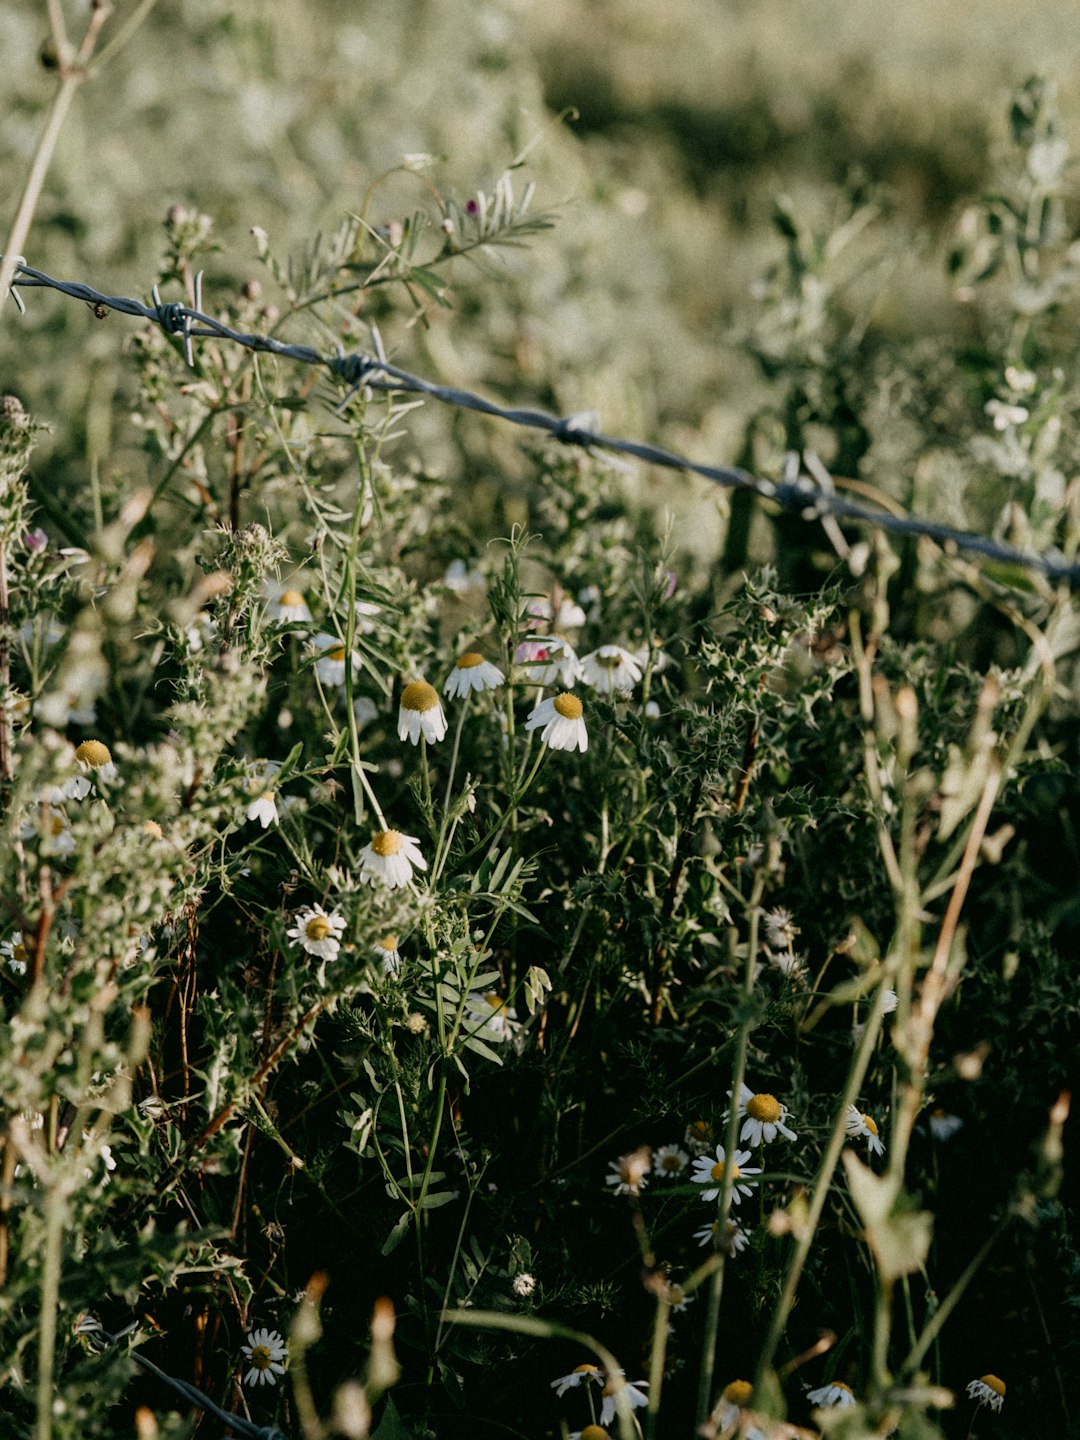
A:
713,1379,754,1433
241,1327,288,1388
690,1144,760,1203
728,1082,798,1145
373,935,401,974
605,1146,652,1196
443,651,505,698
286,904,346,961
359,830,427,889
511,1272,536,1297
966,1375,1005,1413
526,595,587,631
354,600,381,633
578,645,643,695
928,1108,963,1142
398,680,448,745
1,934,28,975
524,692,588,753
67,739,118,799
694,1218,750,1254
466,992,520,1042
551,1363,603,1398
515,635,580,686
684,1120,716,1155
599,1373,648,1427
22,804,75,857
845,1104,885,1156
265,582,312,628
654,1143,689,1178
310,632,360,686
247,791,279,828
806,1381,856,1409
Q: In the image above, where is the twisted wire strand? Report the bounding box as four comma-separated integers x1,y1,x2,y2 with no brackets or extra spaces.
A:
91,1325,285,1440
8,256,1080,586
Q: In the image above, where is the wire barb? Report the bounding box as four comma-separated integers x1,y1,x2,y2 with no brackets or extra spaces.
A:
6,255,1080,587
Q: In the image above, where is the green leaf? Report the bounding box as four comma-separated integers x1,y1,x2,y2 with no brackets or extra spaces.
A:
380,1212,412,1256
843,1152,933,1281
371,1395,416,1440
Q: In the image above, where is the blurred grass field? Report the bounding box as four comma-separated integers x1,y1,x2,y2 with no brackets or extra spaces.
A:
4,0,1080,564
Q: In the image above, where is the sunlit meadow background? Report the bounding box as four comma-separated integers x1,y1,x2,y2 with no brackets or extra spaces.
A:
2,2,1080,1438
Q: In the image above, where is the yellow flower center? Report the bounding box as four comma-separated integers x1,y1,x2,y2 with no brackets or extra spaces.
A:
371,830,403,857
48,812,65,836
378,935,399,951
456,652,484,669
143,820,163,838
573,1363,600,1376
75,740,111,767
834,1383,853,1395
11,943,26,965
580,1429,608,1440
329,645,346,662
305,916,332,941
280,589,305,607
711,1160,740,1181
981,1375,1006,1397
401,680,439,712
598,650,621,668
747,1093,781,1123
688,1120,713,1142
250,1345,272,1371
483,993,506,1013
863,1115,879,1136
667,1284,684,1305
723,1380,753,1406
660,1153,682,1171
553,692,583,720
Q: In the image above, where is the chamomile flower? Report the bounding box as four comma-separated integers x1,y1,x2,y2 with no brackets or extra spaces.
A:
928,1108,963,1142
569,1429,609,1440
398,680,447,744
287,904,346,961
526,595,586,631
68,739,118,798
511,1272,536,1297
241,1327,288,1388
684,1119,716,1155
552,1363,602,1398
694,1219,750,1255
265,582,313,628
247,791,279,828
310,632,360,686
966,1375,1005,1413
806,1382,856,1408
714,1379,754,1433
467,992,521,1042
525,692,588,752
728,1082,798,1145
599,1373,648,1426
443,651,505,698
515,635,579,686
654,1143,689,1178
691,1145,760,1203
845,1105,885,1156
605,1147,652,1196
373,935,401,974
579,645,643,695
359,830,427,889
1,934,28,975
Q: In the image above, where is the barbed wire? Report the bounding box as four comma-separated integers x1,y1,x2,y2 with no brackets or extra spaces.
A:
82,1321,285,1440
7,255,1080,588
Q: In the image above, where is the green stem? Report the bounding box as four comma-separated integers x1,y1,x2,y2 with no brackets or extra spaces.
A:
36,1189,66,1440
